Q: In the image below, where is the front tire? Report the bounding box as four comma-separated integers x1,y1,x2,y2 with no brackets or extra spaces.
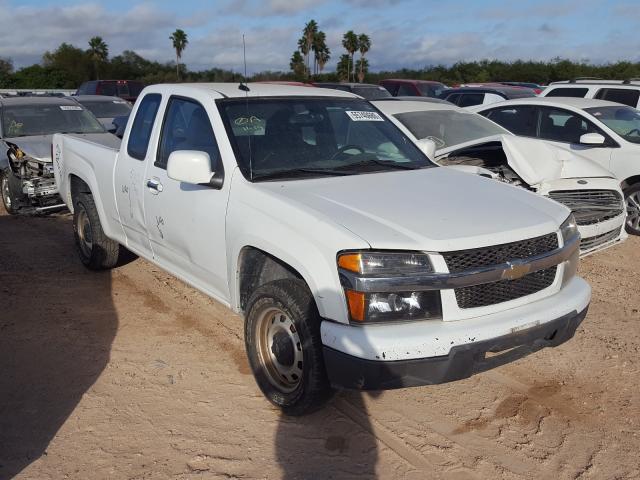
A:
73,192,120,270
245,279,334,416
1,169,26,215
624,184,640,235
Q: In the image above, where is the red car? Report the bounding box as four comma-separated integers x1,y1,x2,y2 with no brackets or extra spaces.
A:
76,80,145,103
380,79,448,98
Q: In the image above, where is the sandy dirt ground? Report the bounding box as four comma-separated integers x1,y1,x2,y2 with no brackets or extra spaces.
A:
0,208,639,480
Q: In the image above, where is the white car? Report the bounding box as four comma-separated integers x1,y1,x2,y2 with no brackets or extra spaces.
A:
53,83,590,415
374,100,627,256
471,97,640,235
541,79,640,109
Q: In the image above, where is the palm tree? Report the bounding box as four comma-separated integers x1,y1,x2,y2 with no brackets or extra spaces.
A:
317,45,331,74
169,29,189,80
87,36,108,80
342,31,359,82
357,34,371,83
336,54,351,82
290,51,306,79
303,20,318,77
312,31,327,75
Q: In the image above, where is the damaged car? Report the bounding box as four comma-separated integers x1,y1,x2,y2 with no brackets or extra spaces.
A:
374,100,627,256
0,96,106,214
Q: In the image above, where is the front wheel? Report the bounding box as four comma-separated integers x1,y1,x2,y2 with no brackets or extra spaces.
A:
624,184,640,235
245,279,334,416
73,193,121,269
1,169,25,215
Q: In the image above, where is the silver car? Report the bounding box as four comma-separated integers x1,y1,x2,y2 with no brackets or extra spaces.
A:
72,95,133,131
0,96,107,214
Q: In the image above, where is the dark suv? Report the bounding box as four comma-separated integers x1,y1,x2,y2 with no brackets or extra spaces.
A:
379,79,448,98
76,80,144,103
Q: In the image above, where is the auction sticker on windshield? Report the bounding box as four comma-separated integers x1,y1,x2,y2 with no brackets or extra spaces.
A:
346,111,385,122
60,106,83,111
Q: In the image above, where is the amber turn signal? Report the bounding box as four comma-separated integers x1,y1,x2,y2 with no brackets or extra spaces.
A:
345,290,366,322
338,253,362,273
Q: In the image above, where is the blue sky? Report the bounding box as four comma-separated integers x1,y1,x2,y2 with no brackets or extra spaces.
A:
1,0,638,74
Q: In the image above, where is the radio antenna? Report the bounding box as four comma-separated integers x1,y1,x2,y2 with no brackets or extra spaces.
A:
239,34,250,92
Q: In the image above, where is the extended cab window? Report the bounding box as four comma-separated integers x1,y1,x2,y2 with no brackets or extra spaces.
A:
156,97,221,170
483,105,538,137
545,87,589,98
127,93,161,160
594,88,640,108
458,93,485,107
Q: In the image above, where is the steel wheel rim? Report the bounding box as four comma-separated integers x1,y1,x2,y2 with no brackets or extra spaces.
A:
77,207,94,258
255,307,303,393
1,176,11,209
626,192,640,232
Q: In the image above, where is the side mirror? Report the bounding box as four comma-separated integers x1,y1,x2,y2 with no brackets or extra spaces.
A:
579,133,606,146
416,138,437,159
167,150,213,185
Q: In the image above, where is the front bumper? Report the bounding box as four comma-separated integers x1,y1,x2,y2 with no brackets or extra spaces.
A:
324,306,587,390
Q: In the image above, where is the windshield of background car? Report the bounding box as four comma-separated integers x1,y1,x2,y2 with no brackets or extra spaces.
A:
81,100,132,118
353,87,392,100
219,97,435,181
585,105,640,144
394,109,508,150
418,83,448,97
1,103,106,137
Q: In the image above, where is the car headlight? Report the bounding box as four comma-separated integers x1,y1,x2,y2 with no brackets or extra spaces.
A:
338,251,442,323
560,214,579,244
559,214,580,286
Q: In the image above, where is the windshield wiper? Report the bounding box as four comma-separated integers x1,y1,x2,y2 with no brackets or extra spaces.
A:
334,159,423,171
252,168,353,181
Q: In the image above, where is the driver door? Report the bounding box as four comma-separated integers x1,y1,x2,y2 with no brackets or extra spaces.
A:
143,95,230,302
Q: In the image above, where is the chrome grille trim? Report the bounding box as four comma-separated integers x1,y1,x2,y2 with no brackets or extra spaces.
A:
547,190,624,226
580,227,622,251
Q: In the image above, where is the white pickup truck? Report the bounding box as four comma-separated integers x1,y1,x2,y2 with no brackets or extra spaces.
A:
53,83,591,415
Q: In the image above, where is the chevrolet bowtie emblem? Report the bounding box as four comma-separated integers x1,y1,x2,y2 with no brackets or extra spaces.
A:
502,262,531,280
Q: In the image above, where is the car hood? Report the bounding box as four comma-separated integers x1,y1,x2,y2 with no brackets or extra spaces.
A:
437,134,613,186
257,167,569,252
4,135,53,162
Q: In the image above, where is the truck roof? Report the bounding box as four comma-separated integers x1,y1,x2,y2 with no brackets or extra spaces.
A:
144,83,360,99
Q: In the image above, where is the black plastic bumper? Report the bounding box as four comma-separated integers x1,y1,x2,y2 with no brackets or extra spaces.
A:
324,307,588,390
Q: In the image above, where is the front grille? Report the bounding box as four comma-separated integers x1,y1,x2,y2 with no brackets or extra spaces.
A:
547,190,624,226
581,227,622,251
454,267,557,309
442,232,558,273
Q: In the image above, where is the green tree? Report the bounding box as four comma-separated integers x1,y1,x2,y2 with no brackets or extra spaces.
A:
302,20,318,77
0,57,13,87
312,31,330,75
336,54,351,82
169,29,189,80
87,36,109,80
290,51,306,80
356,58,369,82
43,43,92,88
357,33,371,83
341,31,359,82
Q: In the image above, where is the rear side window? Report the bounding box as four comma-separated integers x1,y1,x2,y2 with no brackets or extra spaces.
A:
545,87,589,98
539,107,600,144
156,97,221,171
458,93,485,107
594,88,640,108
127,93,161,160
443,93,461,105
397,84,417,96
483,105,538,137
381,82,399,96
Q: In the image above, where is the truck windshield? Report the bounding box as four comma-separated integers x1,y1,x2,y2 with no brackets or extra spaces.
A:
219,98,435,181
79,100,132,119
584,105,640,145
393,109,508,150
2,103,106,137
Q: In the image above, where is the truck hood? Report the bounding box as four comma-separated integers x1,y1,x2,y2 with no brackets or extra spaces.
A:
438,134,613,186
258,167,569,252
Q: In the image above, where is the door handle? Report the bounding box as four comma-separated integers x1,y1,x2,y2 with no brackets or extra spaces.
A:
146,179,163,193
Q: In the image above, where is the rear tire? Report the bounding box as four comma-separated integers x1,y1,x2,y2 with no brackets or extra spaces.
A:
245,279,334,416
73,192,120,269
1,169,26,215
624,184,640,236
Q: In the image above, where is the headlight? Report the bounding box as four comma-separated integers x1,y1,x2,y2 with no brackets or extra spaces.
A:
338,251,441,323
560,214,579,244
559,214,580,286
